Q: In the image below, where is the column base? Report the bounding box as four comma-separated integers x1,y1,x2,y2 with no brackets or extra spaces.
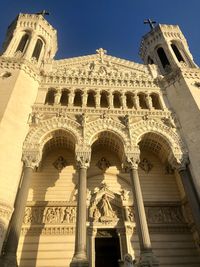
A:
70,258,89,267
70,253,89,267
0,252,18,267
137,251,159,267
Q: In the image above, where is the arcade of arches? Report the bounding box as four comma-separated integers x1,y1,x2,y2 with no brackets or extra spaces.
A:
3,124,199,267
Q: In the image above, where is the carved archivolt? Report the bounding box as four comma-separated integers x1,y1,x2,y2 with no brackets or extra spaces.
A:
85,118,129,148
23,117,82,155
23,115,186,166
131,119,186,155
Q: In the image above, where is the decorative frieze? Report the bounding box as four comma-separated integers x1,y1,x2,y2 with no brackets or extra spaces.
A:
21,201,186,236
146,206,185,224
23,205,76,225
32,104,171,117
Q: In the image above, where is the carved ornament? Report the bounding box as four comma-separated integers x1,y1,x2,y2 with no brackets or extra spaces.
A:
89,183,122,224
168,152,189,171
22,151,41,169
139,158,153,173
75,145,91,168
53,156,68,171
97,157,110,171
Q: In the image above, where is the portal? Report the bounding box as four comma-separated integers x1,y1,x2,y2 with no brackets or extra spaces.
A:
95,229,121,267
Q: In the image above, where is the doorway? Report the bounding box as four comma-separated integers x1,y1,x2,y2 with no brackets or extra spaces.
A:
95,229,121,267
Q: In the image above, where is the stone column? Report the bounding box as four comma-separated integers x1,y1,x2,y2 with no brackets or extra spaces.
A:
121,93,127,109
108,92,113,108
68,90,75,107
157,93,166,110
71,149,91,267
88,228,97,267
170,155,200,233
24,32,37,60
54,88,62,105
126,150,159,267
145,94,153,110
95,91,101,108
132,94,140,109
2,155,38,267
82,91,87,108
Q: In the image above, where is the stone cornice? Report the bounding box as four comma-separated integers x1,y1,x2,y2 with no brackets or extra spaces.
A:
0,56,41,82
32,104,171,117
157,66,200,88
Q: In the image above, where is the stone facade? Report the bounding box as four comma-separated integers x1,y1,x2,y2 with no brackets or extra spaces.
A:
0,13,200,267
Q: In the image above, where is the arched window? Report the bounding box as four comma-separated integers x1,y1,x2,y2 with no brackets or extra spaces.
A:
126,93,134,109
138,93,148,109
87,91,96,107
100,91,109,108
171,44,185,62
74,90,82,107
113,92,121,108
16,33,29,53
157,47,170,69
45,89,56,105
60,90,69,106
151,94,162,109
32,39,43,61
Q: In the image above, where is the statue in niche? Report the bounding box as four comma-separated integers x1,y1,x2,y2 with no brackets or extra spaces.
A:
53,156,67,171
139,158,153,173
100,194,116,218
97,157,110,171
165,163,174,175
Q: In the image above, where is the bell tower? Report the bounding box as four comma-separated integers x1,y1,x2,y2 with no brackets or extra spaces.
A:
0,13,57,252
2,12,57,62
140,21,200,201
140,23,197,75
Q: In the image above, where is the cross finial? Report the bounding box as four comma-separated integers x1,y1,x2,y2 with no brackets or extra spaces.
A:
96,48,107,63
144,19,156,30
36,10,50,17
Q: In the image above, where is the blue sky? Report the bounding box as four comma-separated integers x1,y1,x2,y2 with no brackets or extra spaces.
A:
0,0,200,65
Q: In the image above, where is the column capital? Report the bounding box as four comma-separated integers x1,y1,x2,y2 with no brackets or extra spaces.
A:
168,152,189,172
75,145,91,169
22,151,41,169
124,147,140,170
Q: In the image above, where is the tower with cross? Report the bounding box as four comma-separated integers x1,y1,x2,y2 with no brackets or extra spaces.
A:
0,11,200,267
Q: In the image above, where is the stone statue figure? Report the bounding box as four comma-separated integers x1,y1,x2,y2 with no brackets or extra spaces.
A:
100,194,115,217
124,253,134,267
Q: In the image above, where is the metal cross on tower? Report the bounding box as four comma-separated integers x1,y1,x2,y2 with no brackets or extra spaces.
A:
36,10,50,17
144,19,156,30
